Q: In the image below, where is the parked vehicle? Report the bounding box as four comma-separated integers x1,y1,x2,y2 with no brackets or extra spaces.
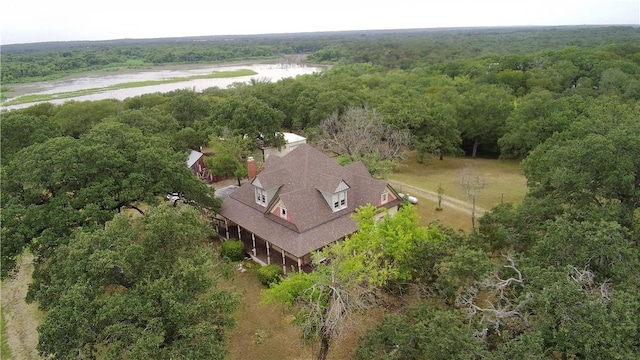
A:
398,193,418,204
165,192,183,206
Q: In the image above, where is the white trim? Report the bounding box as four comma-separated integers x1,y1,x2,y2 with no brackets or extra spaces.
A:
335,180,350,192
255,187,267,206
332,190,347,211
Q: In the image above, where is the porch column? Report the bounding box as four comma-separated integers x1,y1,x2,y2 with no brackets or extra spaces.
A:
297,257,302,273
282,250,286,275
251,233,256,257
266,241,271,265
237,225,241,239
224,219,229,239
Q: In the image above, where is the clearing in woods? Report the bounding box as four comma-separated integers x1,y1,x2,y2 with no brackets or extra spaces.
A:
0,156,528,359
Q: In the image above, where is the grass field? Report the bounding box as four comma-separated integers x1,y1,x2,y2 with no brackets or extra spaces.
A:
410,194,475,231
388,153,528,231
390,153,528,209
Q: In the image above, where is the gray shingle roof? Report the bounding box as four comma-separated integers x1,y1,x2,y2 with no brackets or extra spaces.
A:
220,143,400,257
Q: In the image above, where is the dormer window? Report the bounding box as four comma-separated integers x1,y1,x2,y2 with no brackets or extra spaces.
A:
255,187,267,206
332,190,347,211
318,179,350,212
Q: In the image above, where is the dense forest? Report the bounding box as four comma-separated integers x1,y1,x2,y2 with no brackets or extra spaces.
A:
2,26,639,83
1,26,639,359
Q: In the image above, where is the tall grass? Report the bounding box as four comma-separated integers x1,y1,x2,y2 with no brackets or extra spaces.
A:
1,296,12,359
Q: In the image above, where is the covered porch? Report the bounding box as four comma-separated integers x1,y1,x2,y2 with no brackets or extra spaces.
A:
214,216,314,274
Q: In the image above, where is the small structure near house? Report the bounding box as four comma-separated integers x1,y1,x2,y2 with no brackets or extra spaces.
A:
187,149,216,183
217,143,402,274
261,132,307,160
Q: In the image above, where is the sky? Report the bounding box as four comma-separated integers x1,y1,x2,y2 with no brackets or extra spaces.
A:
1,0,639,45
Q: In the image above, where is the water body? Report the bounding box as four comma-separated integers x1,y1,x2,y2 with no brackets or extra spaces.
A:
2,63,324,110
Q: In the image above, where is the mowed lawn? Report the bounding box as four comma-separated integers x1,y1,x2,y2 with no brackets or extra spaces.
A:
388,153,529,231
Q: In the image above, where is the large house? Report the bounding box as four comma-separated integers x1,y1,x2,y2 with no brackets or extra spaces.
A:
218,143,401,273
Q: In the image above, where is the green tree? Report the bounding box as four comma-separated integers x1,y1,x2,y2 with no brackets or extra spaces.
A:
204,135,253,186
598,67,632,95
531,217,638,283
262,257,367,360
457,84,513,157
0,112,61,163
495,69,527,94
35,205,239,359
173,126,207,151
401,99,462,162
1,121,218,278
123,93,168,110
51,99,120,138
209,94,286,147
523,266,640,359
522,99,640,227
167,89,211,128
263,205,430,360
354,302,485,360
498,91,586,159
435,246,493,302
113,108,179,137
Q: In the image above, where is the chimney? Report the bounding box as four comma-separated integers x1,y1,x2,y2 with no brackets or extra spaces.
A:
247,156,256,180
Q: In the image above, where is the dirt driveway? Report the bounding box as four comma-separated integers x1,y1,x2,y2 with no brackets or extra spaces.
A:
389,181,487,217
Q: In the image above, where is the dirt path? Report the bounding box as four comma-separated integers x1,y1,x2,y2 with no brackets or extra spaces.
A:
389,181,487,217
1,254,41,360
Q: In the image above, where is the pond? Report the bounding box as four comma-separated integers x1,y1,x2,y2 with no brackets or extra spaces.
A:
1,62,324,110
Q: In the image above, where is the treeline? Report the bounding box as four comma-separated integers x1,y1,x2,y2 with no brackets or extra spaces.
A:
1,26,639,359
2,26,638,83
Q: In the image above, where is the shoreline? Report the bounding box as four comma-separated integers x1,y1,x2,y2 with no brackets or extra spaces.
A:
1,69,259,106
2,55,315,101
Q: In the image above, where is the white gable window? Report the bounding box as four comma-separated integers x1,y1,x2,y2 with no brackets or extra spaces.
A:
280,206,287,219
381,192,388,204
255,187,267,206
332,190,347,211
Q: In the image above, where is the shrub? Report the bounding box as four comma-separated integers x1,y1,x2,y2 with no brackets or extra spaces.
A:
257,264,283,286
220,240,245,261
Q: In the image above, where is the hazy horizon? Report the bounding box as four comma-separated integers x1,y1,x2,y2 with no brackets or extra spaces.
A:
2,0,639,45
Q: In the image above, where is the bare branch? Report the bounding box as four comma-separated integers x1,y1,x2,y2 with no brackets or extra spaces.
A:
568,266,595,288
315,106,410,161
456,255,529,330
458,164,486,227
